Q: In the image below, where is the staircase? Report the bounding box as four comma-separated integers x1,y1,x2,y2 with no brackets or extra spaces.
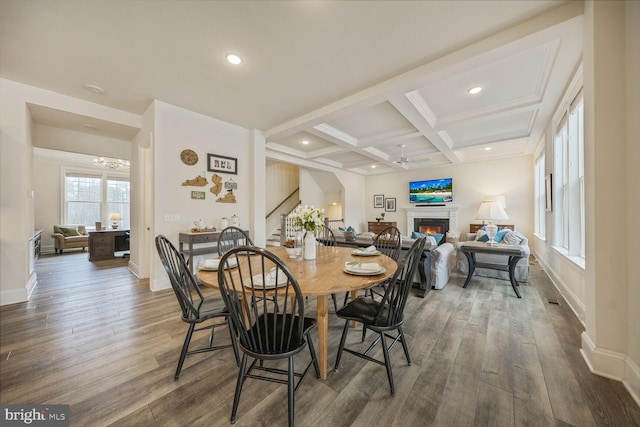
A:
266,227,283,247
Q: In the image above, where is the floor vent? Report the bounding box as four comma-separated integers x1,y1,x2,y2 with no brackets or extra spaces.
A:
547,298,560,305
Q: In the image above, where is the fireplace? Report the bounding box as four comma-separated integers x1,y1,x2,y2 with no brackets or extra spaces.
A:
404,206,458,240
414,218,449,244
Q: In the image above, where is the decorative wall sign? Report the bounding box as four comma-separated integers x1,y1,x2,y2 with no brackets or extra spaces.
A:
210,173,223,195
207,153,237,175
191,191,206,200
181,175,208,186
374,194,384,208
384,197,396,212
180,149,198,165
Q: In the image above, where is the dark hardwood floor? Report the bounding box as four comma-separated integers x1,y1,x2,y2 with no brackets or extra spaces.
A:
1,250,638,426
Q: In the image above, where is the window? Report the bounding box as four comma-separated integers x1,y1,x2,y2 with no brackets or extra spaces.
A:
553,84,584,264
65,173,102,226
534,152,546,239
64,169,130,229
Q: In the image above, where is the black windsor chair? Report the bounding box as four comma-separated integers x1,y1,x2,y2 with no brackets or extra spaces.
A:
334,236,426,396
155,235,239,380
217,246,320,427
217,226,253,257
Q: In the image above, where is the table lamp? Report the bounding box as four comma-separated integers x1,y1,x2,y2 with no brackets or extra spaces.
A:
475,201,509,246
110,212,122,229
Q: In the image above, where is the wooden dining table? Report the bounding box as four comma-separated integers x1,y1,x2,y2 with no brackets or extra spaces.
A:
197,245,397,379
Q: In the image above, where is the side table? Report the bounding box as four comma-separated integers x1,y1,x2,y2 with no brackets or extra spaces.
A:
460,241,525,298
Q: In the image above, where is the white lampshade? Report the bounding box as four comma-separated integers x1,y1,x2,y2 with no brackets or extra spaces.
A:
475,201,509,221
483,195,506,210
110,212,122,221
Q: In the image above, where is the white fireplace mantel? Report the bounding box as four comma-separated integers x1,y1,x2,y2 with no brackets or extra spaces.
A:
404,206,459,236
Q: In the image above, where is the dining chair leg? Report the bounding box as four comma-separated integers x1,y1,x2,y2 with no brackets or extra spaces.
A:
331,293,338,312
398,326,411,365
227,320,240,367
288,356,295,427
175,323,196,380
306,333,320,378
379,332,395,396
334,320,350,370
231,354,248,424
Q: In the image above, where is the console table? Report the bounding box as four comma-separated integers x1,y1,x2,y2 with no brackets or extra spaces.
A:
469,224,514,233
460,241,525,298
327,234,435,297
89,229,130,261
368,221,397,234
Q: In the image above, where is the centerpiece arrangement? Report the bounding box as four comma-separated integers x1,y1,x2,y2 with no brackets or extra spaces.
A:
290,205,325,260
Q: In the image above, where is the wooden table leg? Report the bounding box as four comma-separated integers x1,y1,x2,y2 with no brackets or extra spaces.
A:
316,294,329,379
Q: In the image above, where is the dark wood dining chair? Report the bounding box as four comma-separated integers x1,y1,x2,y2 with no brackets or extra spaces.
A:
217,226,253,257
334,236,426,396
155,235,239,380
366,225,403,300
217,246,319,427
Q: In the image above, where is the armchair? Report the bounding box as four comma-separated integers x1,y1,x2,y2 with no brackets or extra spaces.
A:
52,225,89,253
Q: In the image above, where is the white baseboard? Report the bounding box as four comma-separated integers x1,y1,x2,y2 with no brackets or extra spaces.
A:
151,276,171,292
581,332,640,407
531,248,585,325
0,287,28,306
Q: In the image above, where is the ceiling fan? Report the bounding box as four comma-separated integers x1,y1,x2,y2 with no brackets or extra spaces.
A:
394,144,409,166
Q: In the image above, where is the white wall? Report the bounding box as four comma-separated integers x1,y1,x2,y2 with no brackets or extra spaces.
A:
33,123,130,160
365,156,533,237
625,0,640,403
150,101,251,291
299,169,327,211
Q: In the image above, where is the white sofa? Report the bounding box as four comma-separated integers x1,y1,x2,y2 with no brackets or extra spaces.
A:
456,231,530,282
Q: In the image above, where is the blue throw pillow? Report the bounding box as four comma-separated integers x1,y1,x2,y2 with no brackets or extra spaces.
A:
494,229,509,243
476,232,489,242
411,231,422,239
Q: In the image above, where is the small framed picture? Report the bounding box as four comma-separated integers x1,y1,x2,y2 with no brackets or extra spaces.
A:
207,153,238,175
385,197,396,212
191,191,206,200
374,194,384,208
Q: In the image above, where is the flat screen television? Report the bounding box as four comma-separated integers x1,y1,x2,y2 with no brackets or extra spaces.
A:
409,178,453,204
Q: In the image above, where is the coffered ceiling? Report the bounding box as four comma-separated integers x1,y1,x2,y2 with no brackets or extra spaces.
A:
0,1,582,175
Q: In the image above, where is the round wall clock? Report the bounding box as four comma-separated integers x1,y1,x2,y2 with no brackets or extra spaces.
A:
180,149,198,165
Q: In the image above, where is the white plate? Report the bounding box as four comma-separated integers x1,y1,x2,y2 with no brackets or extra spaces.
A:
248,270,289,289
343,262,386,276
199,258,238,271
351,249,381,257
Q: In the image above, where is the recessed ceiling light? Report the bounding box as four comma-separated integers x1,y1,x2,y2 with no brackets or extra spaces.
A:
468,86,482,94
83,124,98,130
225,53,242,65
302,140,310,145
371,165,377,168
484,147,492,151
85,84,104,94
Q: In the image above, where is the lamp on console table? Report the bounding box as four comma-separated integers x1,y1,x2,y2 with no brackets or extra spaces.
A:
475,201,508,246
110,212,122,229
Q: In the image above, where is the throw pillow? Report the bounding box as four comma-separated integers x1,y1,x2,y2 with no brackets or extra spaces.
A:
494,229,510,243
59,226,80,237
502,230,523,245
475,229,489,242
